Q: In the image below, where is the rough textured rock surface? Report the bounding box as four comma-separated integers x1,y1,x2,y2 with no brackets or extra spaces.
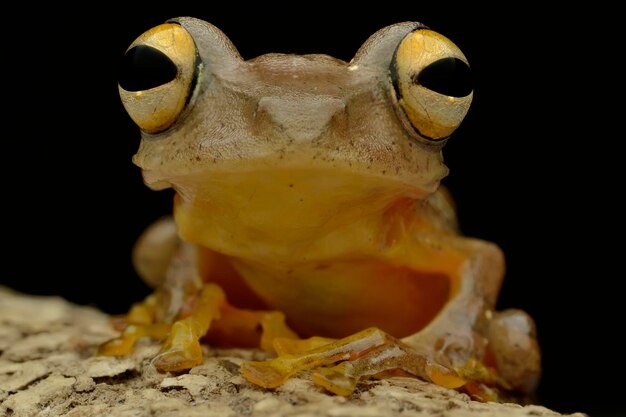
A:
0,286,585,417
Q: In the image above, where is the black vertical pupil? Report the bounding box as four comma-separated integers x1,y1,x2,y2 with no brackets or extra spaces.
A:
119,45,178,92
416,57,472,97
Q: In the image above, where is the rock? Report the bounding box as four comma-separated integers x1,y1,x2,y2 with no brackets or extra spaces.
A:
0,286,586,417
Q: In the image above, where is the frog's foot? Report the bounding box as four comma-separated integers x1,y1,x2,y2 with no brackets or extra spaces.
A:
152,283,226,371
241,327,464,396
98,283,224,365
97,323,171,356
98,292,170,356
154,298,302,371
272,336,337,356
100,282,300,373
153,318,205,371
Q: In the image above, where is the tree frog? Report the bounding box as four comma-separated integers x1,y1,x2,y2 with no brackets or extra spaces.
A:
100,17,541,402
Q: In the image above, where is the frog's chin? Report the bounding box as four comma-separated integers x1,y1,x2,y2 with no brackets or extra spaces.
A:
141,172,173,191
140,166,441,259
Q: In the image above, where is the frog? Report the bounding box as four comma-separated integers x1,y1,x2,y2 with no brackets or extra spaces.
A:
100,16,541,402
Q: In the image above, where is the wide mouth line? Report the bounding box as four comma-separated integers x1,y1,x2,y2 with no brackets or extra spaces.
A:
141,164,439,191
141,171,439,205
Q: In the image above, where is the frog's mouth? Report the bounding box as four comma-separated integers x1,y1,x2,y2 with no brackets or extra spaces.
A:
138,149,444,201
141,165,438,216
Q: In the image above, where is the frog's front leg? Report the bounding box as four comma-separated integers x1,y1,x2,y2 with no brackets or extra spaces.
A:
98,234,208,363
99,277,225,371
98,225,200,358
152,282,224,370
242,235,540,399
400,236,541,397
99,218,298,370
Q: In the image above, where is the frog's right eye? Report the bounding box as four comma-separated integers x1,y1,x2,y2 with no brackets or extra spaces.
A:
119,23,200,133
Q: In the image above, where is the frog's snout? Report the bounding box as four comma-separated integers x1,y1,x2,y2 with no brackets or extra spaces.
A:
255,95,346,143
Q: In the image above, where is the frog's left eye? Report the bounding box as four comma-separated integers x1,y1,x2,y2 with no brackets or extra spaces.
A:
391,29,473,142
119,23,200,133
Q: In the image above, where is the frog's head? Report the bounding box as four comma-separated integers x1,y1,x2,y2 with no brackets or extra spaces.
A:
120,18,472,247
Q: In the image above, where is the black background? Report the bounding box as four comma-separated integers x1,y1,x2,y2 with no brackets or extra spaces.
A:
2,4,620,417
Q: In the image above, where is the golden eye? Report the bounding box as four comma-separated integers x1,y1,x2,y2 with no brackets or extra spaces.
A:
391,29,473,142
118,23,200,133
